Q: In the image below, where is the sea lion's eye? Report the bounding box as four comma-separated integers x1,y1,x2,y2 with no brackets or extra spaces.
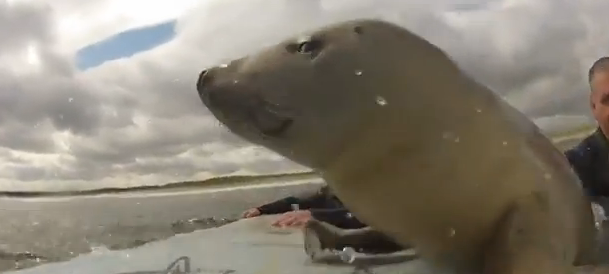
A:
286,38,324,59
297,41,319,54
286,39,323,57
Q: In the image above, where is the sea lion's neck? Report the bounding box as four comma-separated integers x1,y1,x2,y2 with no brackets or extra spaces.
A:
323,77,521,184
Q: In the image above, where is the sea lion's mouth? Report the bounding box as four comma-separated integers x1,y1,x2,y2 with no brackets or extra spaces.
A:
251,100,294,138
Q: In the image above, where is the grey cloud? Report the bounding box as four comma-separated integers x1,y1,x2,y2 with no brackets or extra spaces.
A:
53,160,111,181
121,158,198,177
0,3,102,135
0,73,102,135
59,115,247,182
0,122,55,153
0,1,53,52
12,165,48,182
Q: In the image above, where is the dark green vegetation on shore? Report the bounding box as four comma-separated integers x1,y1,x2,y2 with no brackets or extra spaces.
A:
0,171,319,197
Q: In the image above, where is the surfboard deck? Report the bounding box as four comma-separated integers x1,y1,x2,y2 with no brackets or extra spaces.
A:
6,215,456,274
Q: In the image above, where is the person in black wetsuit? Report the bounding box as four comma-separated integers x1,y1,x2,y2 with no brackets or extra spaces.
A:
241,184,367,229
564,56,609,212
241,184,405,253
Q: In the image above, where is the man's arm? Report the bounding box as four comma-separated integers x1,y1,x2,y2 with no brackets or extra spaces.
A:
563,140,609,213
257,185,330,214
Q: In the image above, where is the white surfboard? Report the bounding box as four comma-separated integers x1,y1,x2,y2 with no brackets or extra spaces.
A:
6,215,454,274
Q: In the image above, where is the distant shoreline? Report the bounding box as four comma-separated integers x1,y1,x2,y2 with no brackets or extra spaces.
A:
0,171,319,198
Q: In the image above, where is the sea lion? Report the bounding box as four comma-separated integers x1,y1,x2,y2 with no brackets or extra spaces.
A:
195,19,609,273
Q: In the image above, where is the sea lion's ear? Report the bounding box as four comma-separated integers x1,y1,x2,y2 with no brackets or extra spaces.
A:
353,26,363,35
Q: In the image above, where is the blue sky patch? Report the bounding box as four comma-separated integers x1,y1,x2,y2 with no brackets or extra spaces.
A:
76,20,176,70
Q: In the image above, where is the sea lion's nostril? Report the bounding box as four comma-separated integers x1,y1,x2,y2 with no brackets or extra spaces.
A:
196,69,217,104
197,69,211,92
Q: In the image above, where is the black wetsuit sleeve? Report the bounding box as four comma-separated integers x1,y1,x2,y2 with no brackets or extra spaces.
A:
256,186,330,215
564,147,594,196
256,196,301,215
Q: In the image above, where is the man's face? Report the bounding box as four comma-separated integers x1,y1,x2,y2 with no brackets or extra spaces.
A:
590,70,609,135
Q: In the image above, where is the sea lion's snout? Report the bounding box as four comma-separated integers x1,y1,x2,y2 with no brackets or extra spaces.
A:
195,67,235,112
195,65,294,138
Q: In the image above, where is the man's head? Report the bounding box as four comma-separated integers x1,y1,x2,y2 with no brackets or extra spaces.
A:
588,57,609,136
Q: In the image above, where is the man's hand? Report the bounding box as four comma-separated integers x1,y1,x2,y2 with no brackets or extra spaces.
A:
271,210,312,228
241,208,262,218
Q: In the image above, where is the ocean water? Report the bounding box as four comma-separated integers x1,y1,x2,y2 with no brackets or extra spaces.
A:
0,180,323,272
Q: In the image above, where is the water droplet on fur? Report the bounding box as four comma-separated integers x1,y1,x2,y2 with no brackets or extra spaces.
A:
502,141,508,146
442,132,460,142
375,96,387,106
354,70,363,76
233,80,239,84
591,203,607,229
544,173,552,180
475,108,482,113
449,228,456,237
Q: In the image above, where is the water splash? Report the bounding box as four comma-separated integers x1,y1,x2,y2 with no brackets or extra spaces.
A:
591,203,607,229
448,228,456,237
442,131,460,143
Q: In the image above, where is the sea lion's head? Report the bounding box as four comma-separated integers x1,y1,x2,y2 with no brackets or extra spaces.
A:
196,19,461,170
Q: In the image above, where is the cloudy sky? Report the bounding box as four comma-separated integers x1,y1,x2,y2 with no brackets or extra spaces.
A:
0,0,606,191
